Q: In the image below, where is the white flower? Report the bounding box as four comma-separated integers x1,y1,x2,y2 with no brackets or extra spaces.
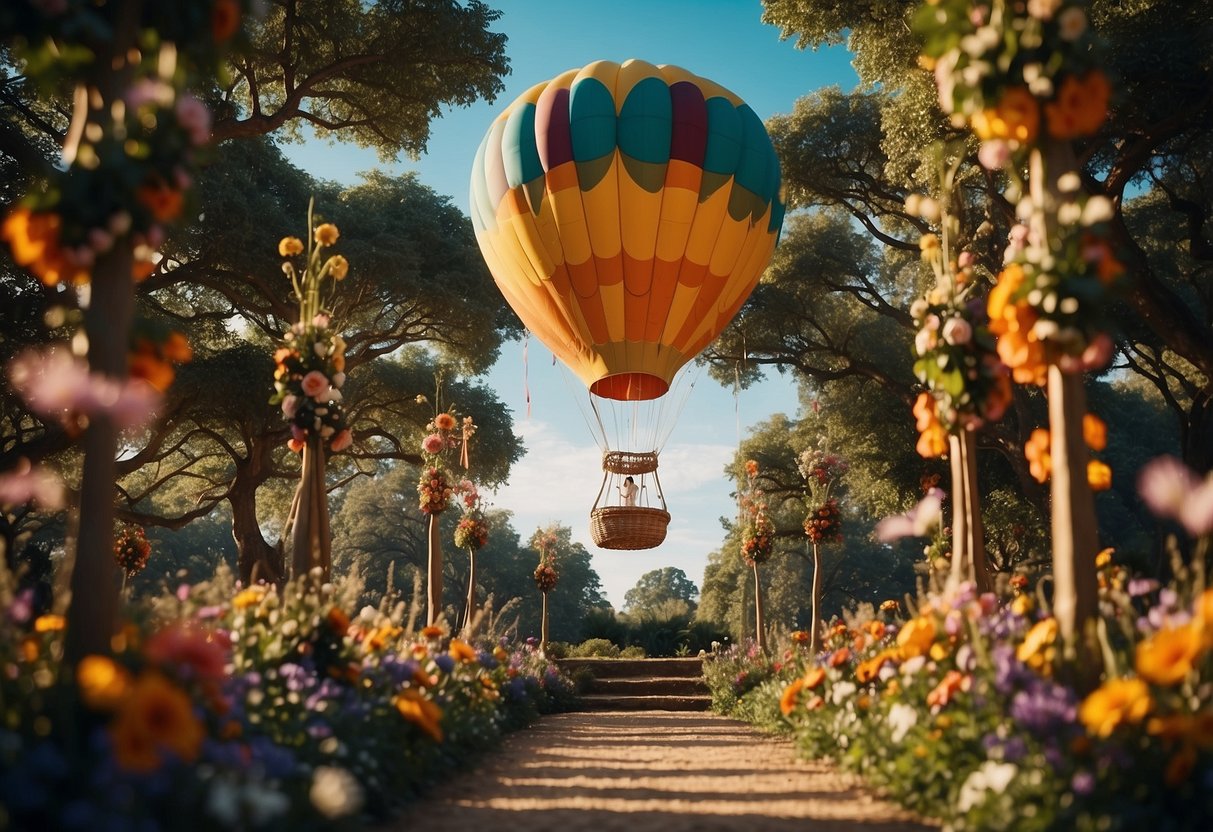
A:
333,371,347,388
831,681,857,706
957,761,1019,813
942,317,972,346
901,655,927,677
915,326,937,355
1082,196,1114,225
310,766,364,819
887,703,918,744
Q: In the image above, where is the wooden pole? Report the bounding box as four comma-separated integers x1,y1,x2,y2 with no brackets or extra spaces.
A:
809,542,822,652
948,431,992,593
540,590,549,656
463,548,477,634
427,513,443,626
753,562,766,653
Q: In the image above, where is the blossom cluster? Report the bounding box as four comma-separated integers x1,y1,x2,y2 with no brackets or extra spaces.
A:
416,408,478,515
1023,412,1112,491
798,438,849,543
418,466,453,515
739,459,775,566
113,523,152,578
269,218,353,454
533,562,560,594
804,499,842,544
0,566,576,830
0,1,253,287
454,487,491,553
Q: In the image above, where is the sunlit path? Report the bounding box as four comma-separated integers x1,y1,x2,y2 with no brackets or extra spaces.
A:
385,712,936,831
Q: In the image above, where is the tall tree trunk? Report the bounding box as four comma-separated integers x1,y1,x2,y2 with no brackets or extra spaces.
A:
289,436,331,581
809,543,822,652
1048,366,1100,670
65,247,133,664
948,431,992,593
231,480,282,585
540,590,549,656
752,562,766,653
427,513,443,626
62,1,140,665
462,548,477,634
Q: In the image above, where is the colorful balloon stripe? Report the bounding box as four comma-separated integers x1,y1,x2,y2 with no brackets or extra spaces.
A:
470,59,784,401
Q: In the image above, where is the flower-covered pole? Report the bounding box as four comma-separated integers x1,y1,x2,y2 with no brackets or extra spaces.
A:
915,0,1122,670
454,484,490,634
417,405,475,626
272,201,354,583
0,2,248,663
906,168,1009,595
799,438,849,651
532,527,561,656
739,460,773,653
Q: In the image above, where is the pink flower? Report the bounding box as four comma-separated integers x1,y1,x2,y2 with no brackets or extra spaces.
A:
174,94,212,146
1080,333,1114,371
144,622,229,681
422,433,444,455
978,140,1011,171
281,394,299,419
301,370,329,399
876,488,945,543
1138,456,1198,519
312,313,331,329
942,317,972,346
0,459,65,510
1179,479,1213,537
8,348,92,417
107,378,162,429
330,429,353,452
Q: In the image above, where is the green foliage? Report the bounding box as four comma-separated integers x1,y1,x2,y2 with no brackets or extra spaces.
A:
622,566,699,619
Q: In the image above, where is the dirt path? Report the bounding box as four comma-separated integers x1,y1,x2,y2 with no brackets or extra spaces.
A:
385,711,937,831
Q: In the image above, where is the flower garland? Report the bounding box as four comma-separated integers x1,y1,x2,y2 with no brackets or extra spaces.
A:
533,528,560,593
453,483,490,551
269,206,352,454
915,0,1122,386
113,523,151,579
739,459,774,566
798,438,849,543
416,403,477,516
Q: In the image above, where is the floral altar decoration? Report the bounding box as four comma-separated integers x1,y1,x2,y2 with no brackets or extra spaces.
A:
113,522,151,583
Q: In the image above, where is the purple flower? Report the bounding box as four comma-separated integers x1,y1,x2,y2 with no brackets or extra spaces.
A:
1010,677,1077,735
434,654,455,673
1127,578,1159,597
1071,770,1095,796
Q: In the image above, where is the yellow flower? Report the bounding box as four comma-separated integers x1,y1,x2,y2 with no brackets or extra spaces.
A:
1095,548,1114,568
110,672,204,772
896,616,936,659
278,236,304,257
1017,618,1058,674
327,254,349,280
971,87,1040,144
77,655,131,711
1011,594,1034,616
314,223,340,247
33,614,65,632
449,639,478,663
233,586,267,610
1087,460,1112,491
1024,428,1051,484
803,666,827,690
1079,677,1152,737
1135,625,1203,686
394,688,444,742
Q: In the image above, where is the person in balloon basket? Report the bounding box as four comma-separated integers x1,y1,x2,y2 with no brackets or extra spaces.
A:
618,476,638,507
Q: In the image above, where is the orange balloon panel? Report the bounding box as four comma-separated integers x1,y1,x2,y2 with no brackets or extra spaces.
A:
470,59,784,401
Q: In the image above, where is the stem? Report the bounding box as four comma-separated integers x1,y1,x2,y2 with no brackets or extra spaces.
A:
427,513,443,626
753,562,766,654
810,542,822,653
463,547,477,635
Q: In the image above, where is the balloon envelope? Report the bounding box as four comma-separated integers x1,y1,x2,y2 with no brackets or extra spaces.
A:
470,59,784,402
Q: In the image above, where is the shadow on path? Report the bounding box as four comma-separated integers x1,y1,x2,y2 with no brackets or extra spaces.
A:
382,711,938,832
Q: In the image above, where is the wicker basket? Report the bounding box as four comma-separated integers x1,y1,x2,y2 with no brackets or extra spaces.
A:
590,505,670,550
601,450,659,475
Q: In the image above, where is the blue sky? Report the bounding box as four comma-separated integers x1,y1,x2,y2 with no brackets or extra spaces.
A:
284,0,860,608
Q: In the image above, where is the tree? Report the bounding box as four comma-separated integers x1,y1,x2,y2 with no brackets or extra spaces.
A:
622,567,699,621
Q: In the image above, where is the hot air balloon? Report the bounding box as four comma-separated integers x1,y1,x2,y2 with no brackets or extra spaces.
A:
470,59,784,549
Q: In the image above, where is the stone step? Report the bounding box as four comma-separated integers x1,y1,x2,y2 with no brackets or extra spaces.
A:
586,676,710,696
576,693,713,712
557,657,704,679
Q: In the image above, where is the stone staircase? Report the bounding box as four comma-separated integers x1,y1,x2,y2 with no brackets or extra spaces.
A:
558,657,712,712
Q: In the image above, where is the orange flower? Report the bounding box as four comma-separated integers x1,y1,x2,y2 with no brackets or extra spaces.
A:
449,639,478,663
1,207,89,286
1087,460,1112,491
314,223,340,247
279,236,304,257
211,0,242,41
971,87,1040,145
803,666,827,690
896,616,936,660
805,695,825,711
790,630,810,645
1135,625,1203,686
1025,428,1051,484
855,650,895,684
780,677,805,716
744,459,758,478
327,254,349,280
110,672,204,772
393,688,444,742
926,670,969,709
1045,72,1110,140
987,264,1026,323
434,413,457,431
1079,677,1152,737
129,351,176,392
913,393,946,458
1017,618,1058,674
77,655,131,711
421,625,445,639
325,607,350,635
1083,414,1107,452
136,181,184,223
829,647,851,668
34,614,66,632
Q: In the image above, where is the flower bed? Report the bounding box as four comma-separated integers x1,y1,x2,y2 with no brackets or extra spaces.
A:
0,567,576,829
704,559,1213,831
